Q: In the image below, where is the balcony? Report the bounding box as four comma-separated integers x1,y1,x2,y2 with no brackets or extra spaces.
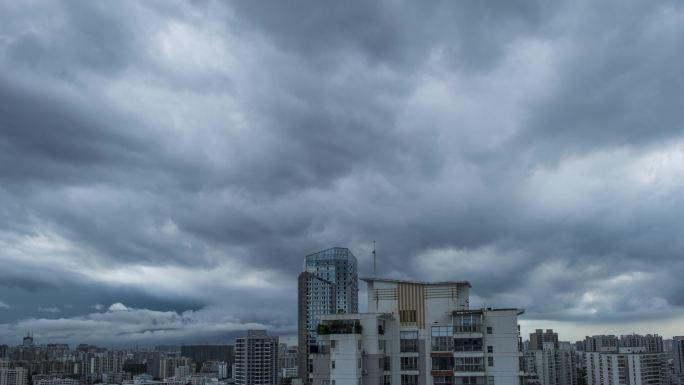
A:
309,345,330,354
454,325,482,334
316,320,362,335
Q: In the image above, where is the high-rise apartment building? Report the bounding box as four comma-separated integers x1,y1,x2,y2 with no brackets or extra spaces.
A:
180,345,234,375
310,278,524,385
584,336,619,353
529,330,559,351
524,335,577,385
619,334,663,353
217,362,229,379
280,346,298,380
0,367,27,385
235,330,279,385
673,338,684,385
585,347,669,385
298,247,359,382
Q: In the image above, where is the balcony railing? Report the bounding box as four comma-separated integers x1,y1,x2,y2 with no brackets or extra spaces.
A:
316,321,362,335
453,325,482,333
309,345,330,354
454,365,485,372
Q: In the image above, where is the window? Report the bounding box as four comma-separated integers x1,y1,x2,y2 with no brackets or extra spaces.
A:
331,360,335,369
488,377,495,385
383,375,391,385
453,338,483,352
455,357,484,372
432,356,454,371
358,358,362,369
401,374,418,385
486,327,492,334
358,340,362,350
488,357,494,367
463,377,479,385
400,331,419,353
330,340,336,349
453,314,483,333
434,376,454,385
432,326,453,336
401,356,418,370
379,340,386,352
432,336,453,352
432,326,454,351
487,346,493,353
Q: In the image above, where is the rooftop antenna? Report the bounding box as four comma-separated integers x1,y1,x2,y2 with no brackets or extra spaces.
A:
373,240,377,278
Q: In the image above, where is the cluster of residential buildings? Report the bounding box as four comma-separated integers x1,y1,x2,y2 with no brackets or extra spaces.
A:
0,332,301,385
520,330,684,385
1,247,682,385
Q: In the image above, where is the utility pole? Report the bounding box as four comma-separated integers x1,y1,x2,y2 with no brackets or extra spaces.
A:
373,240,376,278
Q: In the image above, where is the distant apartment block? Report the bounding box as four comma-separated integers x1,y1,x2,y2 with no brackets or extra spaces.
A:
673,337,684,385
524,331,577,385
0,367,27,385
619,334,663,353
529,330,559,351
180,345,234,375
235,330,279,385
584,336,619,353
585,347,669,385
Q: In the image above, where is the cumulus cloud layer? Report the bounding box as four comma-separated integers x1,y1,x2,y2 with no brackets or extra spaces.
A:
1,0,684,343
0,303,291,346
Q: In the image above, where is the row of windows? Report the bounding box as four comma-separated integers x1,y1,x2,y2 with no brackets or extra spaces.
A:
431,337,496,353
331,376,488,385
432,377,495,385
433,324,493,335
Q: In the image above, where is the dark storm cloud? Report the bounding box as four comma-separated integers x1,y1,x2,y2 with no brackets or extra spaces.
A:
1,0,684,343
232,0,548,70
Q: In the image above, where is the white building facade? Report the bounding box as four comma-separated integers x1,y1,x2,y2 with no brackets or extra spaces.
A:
310,278,524,385
0,368,27,385
585,347,668,385
524,341,577,385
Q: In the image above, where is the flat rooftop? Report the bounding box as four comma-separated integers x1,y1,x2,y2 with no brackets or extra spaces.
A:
361,277,471,287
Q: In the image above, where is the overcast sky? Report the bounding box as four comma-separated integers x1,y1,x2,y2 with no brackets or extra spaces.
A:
1,0,684,347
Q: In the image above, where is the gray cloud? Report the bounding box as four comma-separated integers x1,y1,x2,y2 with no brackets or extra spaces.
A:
1,0,684,344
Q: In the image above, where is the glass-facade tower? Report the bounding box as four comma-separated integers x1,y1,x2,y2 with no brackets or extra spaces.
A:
297,247,358,382
304,247,358,314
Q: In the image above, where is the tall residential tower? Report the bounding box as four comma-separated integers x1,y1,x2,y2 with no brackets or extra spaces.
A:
297,247,359,383
235,330,279,385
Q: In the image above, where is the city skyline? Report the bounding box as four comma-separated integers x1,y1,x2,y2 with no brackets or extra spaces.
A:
2,0,684,349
